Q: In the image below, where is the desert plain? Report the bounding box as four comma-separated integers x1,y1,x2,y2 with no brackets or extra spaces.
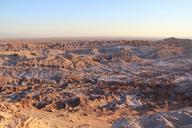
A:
0,37,191,128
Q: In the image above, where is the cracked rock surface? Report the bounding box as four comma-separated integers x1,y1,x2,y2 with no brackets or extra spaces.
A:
0,37,191,128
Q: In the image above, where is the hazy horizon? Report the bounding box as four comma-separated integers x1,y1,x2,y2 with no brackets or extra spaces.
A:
1,0,192,39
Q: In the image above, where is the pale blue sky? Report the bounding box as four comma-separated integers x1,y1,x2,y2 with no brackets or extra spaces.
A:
0,0,192,38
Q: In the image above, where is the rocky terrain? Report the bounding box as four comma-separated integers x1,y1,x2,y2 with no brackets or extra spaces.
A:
0,37,191,128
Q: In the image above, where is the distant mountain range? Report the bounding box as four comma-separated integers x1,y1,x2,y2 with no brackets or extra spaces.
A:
0,33,191,41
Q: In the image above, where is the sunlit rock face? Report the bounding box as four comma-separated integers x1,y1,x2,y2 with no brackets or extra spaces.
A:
0,38,191,127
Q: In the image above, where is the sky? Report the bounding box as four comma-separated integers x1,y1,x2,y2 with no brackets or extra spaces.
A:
0,0,192,39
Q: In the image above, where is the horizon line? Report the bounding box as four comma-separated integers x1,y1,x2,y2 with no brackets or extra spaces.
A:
0,36,191,41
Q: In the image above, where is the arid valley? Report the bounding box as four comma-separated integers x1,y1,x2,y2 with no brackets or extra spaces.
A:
0,38,191,128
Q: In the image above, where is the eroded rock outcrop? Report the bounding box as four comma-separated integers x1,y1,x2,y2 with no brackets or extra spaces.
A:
0,38,191,127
